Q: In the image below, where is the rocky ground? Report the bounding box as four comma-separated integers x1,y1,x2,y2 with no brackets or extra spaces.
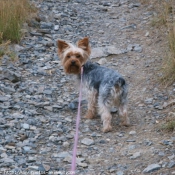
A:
0,0,175,174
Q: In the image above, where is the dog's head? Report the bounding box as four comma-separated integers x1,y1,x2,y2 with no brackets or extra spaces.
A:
57,37,91,74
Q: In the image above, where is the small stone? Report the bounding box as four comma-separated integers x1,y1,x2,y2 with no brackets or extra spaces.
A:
98,30,104,34
128,3,141,8
54,25,59,31
1,86,15,93
23,146,31,152
130,152,141,159
168,161,175,168
97,58,107,65
143,139,153,146
129,131,136,135
126,140,136,142
116,171,124,175
42,164,50,171
161,140,173,146
0,96,9,102
68,102,78,110
143,164,161,173
76,157,85,164
5,145,15,150
91,47,107,59
20,134,28,141
54,152,70,158
81,138,94,146
43,89,52,95
158,152,165,157
2,157,14,163
103,2,111,6
144,98,153,104
99,140,106,144
168,154,175,160
64,156,72,163
14,44,24,52
63,142,70,147
44,106,53,111
38,164,45,172
22,123,30,130
2,69,21,83
127,44,134,51
28,166,39,170
27,157,36,163
106,46,125,55
128,145,136,150
109,169,115,173
134,45,142,53
121,24,136,30
145,31,149,37
77,162,88,167
1,153,8,158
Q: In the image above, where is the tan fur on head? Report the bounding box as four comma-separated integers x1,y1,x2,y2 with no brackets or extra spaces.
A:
77,37,91,56
57,40,70,59
57,37,91,74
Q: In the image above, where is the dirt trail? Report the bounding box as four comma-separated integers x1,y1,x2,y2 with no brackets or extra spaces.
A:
74,1,175,175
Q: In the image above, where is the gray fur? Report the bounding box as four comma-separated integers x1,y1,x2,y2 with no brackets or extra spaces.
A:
76,61,129,132
79,61,128,107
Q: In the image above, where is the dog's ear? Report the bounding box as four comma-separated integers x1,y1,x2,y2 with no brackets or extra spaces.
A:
57,40,70,57
77,37,91,55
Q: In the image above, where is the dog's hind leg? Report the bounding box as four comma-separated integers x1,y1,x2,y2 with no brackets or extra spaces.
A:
114,80,130,126
119,103,130,126
85,88,98,119
98,94,113,132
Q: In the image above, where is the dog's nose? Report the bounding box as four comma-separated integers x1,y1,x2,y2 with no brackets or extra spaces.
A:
71,60,75,65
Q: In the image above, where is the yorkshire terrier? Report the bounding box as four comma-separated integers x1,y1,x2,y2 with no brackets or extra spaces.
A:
57,37,130,132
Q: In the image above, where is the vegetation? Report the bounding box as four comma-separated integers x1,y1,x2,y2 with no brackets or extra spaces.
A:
140,0,175,131
0,32,16,61
0,0,35,43
140,0,175,86
160,112,175,132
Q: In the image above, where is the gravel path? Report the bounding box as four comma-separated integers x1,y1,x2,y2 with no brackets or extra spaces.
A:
1,0,175,174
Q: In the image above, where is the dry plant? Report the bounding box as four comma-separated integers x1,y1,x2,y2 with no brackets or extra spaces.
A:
160,0,175,86
141,0,175,86
160,112,175,132
140,0,175,130
161,26,175,86
0,0,36,43
0,32,17,61
145,0,173,27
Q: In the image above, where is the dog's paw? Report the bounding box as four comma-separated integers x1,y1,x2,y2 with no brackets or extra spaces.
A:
121,117,130,127
85,111,94,119
121,121,130,127
102,125,112,133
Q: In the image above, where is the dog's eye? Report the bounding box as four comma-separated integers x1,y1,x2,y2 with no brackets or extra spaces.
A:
76,55,81,58
67,55,70,58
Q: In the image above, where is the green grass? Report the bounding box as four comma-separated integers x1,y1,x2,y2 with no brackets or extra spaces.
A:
161,120,175,132
0,0,35,43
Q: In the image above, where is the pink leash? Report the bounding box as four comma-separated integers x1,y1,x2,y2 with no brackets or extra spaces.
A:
71,66,83,174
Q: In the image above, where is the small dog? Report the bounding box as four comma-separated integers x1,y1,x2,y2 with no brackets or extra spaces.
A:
57,37,130,132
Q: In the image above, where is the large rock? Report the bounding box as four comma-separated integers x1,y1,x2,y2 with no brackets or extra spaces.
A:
143,164,161,173
81,138,94,146
90,45,126,59
2,69,21,83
